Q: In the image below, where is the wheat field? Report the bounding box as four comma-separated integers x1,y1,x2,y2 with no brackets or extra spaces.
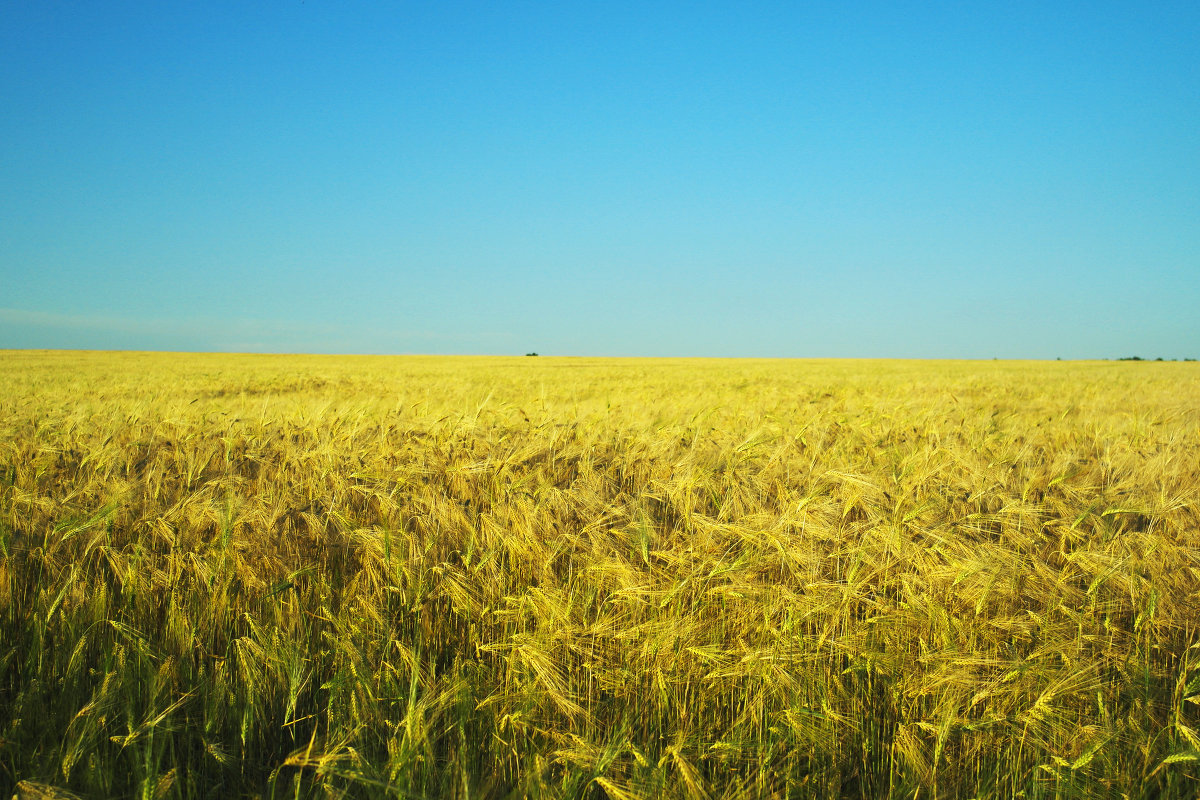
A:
1,351,1198,799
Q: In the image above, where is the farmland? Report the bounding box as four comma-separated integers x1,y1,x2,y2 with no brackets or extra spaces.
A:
2,352,1199,798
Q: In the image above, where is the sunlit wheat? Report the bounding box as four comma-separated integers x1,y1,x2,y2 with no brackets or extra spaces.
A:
1,352,1198,798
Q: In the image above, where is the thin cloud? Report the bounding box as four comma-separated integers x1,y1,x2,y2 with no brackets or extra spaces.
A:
0,308,504,353
0,308,151,332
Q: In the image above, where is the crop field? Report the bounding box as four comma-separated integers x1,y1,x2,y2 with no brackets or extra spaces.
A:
1,351,1199,799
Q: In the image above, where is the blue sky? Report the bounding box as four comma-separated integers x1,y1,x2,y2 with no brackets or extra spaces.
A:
2,1,1197,358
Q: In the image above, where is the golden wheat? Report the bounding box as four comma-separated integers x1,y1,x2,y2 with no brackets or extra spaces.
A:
1,352,1198,798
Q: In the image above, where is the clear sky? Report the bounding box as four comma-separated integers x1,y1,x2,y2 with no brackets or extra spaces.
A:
2,1,1197,358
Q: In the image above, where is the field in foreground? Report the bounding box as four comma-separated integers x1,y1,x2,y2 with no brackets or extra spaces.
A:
2,352,1199,799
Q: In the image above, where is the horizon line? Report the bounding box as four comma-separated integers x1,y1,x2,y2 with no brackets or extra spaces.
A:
1,347,1194,363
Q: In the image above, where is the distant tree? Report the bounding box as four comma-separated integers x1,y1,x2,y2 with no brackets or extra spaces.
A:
525,352,539,357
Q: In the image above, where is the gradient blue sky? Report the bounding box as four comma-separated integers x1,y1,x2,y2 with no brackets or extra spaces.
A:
2,1,1197,358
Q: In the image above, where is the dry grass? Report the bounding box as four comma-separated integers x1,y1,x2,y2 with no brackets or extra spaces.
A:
1,351,1199,799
